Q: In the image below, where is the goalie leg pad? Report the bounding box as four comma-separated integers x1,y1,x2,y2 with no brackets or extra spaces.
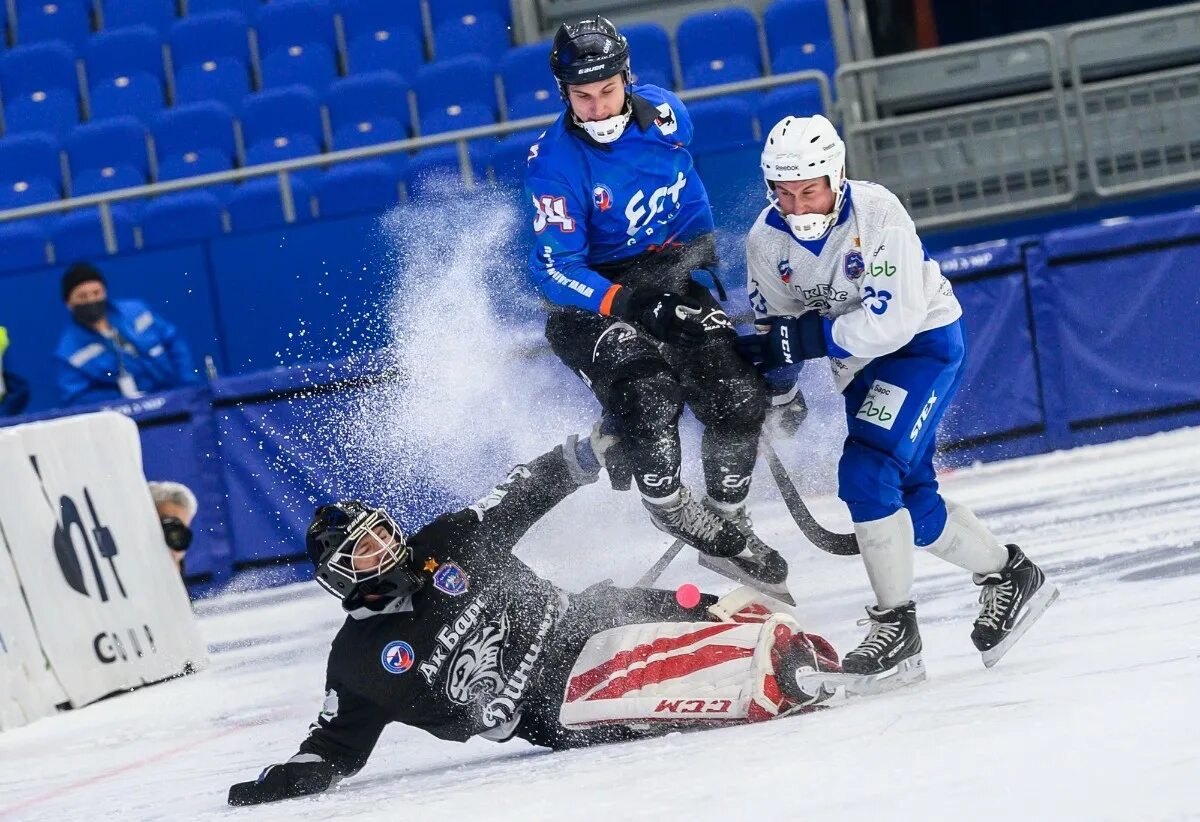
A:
559,615,829,730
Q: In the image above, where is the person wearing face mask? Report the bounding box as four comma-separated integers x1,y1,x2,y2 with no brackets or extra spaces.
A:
55,262,201,407
148,480,198,577
736,115,1058,693
524,17,786,602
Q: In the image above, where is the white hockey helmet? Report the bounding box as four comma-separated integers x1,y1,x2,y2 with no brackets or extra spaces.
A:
761,114,847,242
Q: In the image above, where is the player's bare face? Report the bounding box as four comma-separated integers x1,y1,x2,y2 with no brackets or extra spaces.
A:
773,178,835,218
350,524,395,573
566,78,624,122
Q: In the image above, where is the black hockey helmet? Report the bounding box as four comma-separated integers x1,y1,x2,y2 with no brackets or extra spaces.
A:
306,501,423,607
549,16,630,97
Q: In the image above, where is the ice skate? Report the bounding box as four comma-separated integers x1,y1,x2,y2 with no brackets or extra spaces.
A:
972,545,1059,668
696,500,794,605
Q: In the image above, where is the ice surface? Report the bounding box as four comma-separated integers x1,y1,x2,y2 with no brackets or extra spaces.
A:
2,426,1199,821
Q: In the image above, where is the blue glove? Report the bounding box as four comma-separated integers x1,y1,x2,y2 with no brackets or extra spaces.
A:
734,314,828,370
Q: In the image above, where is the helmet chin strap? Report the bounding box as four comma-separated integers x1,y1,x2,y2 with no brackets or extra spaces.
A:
573,98,632,144
768,179,848,242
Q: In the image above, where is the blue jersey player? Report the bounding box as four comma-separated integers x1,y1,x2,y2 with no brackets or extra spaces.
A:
524,17,788,599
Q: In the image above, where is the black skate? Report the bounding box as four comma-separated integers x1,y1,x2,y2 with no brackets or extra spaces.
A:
972,545,1059,668
696,501,793,605
775,636,837,709
643,487,748,558
843,602,925,694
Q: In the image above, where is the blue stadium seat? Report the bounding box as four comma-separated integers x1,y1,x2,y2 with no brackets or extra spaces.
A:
152,101,237,181
772,39,837,81
325,71,409,151
140,191,226,248
756,84,824,132
0,220,51,273
315,160,401,218
0,133,62,190
52,205,138,258
413,55,496,135
1,44,81,135
89,74,166,121
403,144,485,199
0,42,77,98
259,42,338,91
11,0,92,47
687,98,756,155
334,0,421,43
100,0,178,34
432,11,508,63
170,12,253,107
239,85,323,152
427,0,510,27
763,0,833,60
65,117,151,194
84,26,164,84
253,0,335,55
2,88,79,137
226,176,315,231
499,43,559,120
489,128,539,189
676,8,763,89
187,0,260,15
344,24,422,79
169,11,249,66
0,176,60,208
86,28,167,121
623,23,674,90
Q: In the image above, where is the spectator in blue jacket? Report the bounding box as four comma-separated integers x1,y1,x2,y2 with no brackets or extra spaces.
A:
55,262,201,407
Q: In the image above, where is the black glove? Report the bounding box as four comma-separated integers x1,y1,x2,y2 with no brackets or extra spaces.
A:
609,287,707,349
766,381,808,438
228,759,338,806
734,314,828,370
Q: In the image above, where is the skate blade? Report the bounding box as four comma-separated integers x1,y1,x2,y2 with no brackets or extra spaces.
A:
697,554,795,606
794,654,926,697
981,582,1060,669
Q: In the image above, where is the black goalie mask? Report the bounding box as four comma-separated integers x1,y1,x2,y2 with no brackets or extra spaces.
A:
306,501,424,608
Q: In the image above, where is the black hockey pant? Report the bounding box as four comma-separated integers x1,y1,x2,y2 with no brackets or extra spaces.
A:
544,245,766,504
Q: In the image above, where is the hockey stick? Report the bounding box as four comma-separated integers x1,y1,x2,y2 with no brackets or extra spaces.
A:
635,539,685,587
760,435,860,556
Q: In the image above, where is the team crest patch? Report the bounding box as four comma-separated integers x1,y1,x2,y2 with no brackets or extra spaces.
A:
593,184,613,211
381,640,415,675
777,258,793,283
433,561,469,596
844,250,865,280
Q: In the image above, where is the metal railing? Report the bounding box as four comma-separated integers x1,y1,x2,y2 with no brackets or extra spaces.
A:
0,69,832,255
834,2,1200,227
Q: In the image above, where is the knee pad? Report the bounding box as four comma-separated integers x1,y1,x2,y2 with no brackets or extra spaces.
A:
838,439,905,523
607,368,684,440
695,370,767,436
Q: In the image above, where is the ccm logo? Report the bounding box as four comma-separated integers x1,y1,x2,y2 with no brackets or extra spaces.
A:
654,698,733,714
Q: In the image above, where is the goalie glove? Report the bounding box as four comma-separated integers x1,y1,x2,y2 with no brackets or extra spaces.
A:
228,755,338,806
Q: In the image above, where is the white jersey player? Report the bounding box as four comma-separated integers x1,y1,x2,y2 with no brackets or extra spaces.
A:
736,115,1059,690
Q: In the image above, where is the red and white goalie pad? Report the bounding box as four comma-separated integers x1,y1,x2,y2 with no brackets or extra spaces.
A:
559,608,838,730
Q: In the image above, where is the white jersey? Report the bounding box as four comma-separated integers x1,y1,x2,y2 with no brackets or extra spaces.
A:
746,180,962,391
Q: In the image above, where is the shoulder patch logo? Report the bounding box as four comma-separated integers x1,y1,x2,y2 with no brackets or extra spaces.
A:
654,102,678,136
844,250,865,280
777,258,793,283
433,561,469,596
381,640,415,675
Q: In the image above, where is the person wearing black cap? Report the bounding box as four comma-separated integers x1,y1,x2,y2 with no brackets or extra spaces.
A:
524,17,787,600
54,261,200,407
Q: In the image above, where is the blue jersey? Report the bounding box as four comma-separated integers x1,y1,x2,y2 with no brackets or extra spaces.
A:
524,85,715,314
